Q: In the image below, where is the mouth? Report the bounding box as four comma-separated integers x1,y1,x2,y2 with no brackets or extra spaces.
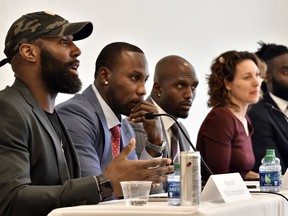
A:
69,61,80,76
181,102,192,110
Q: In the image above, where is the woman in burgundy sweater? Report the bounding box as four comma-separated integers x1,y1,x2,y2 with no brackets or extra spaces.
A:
196,50,264,181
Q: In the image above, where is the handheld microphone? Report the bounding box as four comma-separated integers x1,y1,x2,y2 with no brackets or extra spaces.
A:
144,112,213,176
264,103,288,121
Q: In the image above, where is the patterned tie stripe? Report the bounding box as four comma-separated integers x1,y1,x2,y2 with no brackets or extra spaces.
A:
110,125,120,158
170,123,179,163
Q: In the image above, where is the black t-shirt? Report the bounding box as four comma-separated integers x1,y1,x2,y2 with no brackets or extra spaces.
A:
45,110,75,178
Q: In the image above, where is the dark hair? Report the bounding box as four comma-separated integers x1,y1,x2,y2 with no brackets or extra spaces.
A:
94,42,144,79
256,41,288,62
207,50,258,110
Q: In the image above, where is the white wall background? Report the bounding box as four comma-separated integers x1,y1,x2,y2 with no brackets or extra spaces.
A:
0,0,288,145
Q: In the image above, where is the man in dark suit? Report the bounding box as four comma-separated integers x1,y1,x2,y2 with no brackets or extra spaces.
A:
248,42,288,174
56,42,166,178
0,12,172,216
130,55,199,163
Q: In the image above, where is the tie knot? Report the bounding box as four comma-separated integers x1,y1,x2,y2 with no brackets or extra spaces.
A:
110,125,120,134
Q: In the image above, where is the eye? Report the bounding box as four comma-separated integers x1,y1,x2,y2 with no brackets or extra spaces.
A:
131,74,140,81
60,37,68,45
191,86,197,91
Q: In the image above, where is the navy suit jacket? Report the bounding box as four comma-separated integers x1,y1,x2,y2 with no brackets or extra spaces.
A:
0,79,100,216
248,92,288,174
56,85,137,177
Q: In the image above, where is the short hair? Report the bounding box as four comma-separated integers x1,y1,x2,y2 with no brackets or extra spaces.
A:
207,50,258,110
256,41,288,62
94,42,144,79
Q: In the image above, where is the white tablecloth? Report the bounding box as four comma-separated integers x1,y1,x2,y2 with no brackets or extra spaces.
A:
48,190,288,216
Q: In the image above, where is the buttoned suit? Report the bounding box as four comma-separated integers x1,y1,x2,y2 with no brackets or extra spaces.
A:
248,92,288,174
0,79,100,216
56,85,137,177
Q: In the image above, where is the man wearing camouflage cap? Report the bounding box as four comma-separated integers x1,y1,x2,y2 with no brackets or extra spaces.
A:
0,11,172,216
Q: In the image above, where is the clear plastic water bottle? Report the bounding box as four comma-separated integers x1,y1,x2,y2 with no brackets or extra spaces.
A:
167,163,180,206
259,149,282,192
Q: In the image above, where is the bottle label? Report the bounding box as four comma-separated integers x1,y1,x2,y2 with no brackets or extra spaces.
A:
167,181,180,198
259,171,281,187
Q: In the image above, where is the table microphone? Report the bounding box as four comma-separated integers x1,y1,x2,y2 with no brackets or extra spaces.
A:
144,112,213,176
264,103,288,121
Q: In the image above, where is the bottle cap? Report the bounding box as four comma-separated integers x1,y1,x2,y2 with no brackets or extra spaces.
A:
264,154,275,161
265,149,275,161
174,163,180,171
266,149,275,156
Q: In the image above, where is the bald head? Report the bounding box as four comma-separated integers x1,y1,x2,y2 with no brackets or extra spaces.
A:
154,55,195,82
151,55,198,118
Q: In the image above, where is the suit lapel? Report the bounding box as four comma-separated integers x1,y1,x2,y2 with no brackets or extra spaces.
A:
265,94,288,141
82,86,112,171
12,79,70,183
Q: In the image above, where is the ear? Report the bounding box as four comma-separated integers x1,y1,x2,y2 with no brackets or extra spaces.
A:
152,81,162,95
98,67,111,85
265,72,272,83
224,78,231,91
18,43,38,63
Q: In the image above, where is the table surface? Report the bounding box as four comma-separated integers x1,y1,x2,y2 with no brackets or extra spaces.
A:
48,188,288,216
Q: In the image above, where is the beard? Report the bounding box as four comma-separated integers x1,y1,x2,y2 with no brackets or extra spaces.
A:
271,77,288,101
40,48,82,94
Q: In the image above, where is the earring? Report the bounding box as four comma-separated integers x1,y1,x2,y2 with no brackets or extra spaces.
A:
104,81,108,85
157,93,161,97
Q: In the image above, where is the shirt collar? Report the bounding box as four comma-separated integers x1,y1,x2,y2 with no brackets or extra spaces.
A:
92,84,121,129
151,98,177,130
269,92,288,113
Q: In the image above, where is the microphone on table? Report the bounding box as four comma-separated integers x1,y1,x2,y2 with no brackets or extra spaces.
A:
264,103,288,121
144,112,213,177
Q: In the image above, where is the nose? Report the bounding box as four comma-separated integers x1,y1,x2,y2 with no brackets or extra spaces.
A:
137,82,147,96
184,87,194,99
253,75,262,87
71,42,81,57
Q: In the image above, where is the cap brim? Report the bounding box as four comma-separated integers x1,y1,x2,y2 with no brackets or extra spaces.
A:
64,22,93,41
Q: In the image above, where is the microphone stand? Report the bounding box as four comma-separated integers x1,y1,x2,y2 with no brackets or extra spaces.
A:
145,112,213,176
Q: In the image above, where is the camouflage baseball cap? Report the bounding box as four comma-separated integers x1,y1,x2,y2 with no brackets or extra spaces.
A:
0,11,93,67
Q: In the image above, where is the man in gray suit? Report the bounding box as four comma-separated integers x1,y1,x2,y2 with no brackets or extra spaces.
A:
130,55,199,163
56,42,166,178
0,12,172,216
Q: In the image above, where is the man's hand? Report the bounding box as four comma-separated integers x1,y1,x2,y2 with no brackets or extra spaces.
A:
128,101,163,156
103,138,173,196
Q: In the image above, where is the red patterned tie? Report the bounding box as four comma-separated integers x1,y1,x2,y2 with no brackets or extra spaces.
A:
110,125,120,158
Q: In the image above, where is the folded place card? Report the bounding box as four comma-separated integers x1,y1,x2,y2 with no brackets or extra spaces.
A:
202,173,252,203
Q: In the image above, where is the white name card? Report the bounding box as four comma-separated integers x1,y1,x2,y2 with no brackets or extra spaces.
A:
202,173,252,203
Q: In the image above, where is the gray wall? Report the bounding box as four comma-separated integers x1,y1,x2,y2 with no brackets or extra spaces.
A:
1,0,288,144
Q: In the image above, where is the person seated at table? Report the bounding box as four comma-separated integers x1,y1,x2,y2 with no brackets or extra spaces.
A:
248,42,288,174
0,11,173,216
56,42,167,183
196,50,263,181
129,55,199,163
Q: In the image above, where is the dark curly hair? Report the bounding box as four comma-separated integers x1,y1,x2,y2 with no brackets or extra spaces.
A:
207,50,258,110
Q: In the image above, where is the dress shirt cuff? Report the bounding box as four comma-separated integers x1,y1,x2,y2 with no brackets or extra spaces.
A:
139,143,163,160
